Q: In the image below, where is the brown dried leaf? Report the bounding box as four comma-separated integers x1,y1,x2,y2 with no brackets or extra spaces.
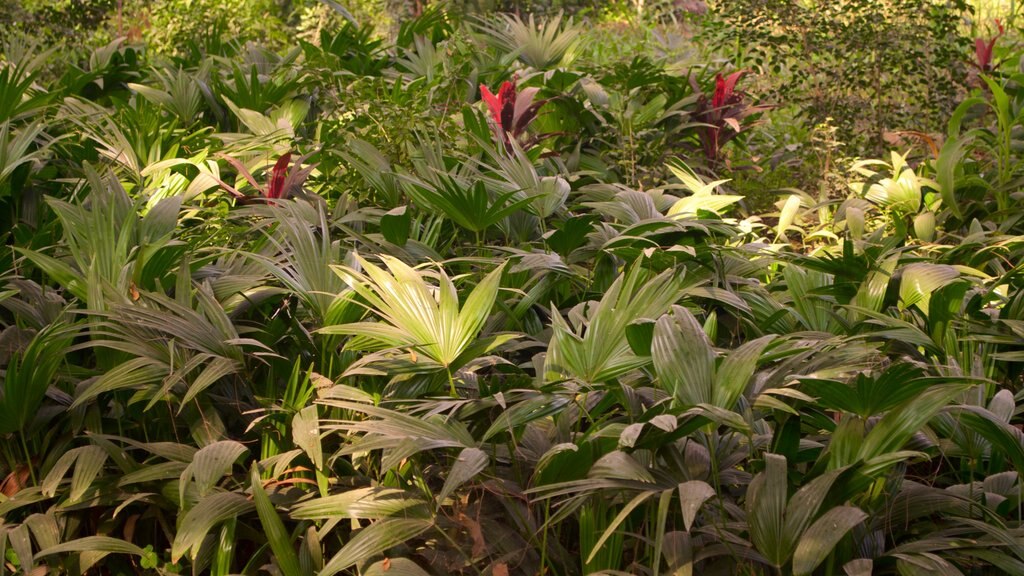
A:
456,512,487,558
0,465,30,497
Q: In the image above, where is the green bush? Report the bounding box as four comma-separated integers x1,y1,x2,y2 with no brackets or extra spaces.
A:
703,0,973,153
5,7,1024,576
145,0,289,56
0,0,116,45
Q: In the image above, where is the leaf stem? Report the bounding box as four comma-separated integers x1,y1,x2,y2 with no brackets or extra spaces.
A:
20,431,36,486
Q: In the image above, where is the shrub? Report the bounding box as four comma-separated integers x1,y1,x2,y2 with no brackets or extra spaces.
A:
702,0,973,153
144,0,288,56
0,0,116,46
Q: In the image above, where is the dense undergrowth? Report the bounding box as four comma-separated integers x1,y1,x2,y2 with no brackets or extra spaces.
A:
2,1,1024,575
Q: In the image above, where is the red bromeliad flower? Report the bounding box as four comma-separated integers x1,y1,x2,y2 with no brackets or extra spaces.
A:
692,71,768,165
217,151,317,205
479,75,548,152
974,19,1005,72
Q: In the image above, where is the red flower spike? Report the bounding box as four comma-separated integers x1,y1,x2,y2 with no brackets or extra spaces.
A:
266,152,292,200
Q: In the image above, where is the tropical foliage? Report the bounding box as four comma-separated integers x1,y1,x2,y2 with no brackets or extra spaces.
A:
2,2,1024,575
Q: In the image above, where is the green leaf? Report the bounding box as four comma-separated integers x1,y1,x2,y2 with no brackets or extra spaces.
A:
858,382,973,463
42,448,80,498
898,264,959,316
747,453,788,566
714,335,775,409
783,468,846,552
70,445,108,503
36,536,146,558
436,448,488,506
171,492,254,563
677,481,715,532
792,506,867,575
0,321,76,433
289,487,428,520
777,194,803,240
935,134,974,219
586,491,657,564
844,559,873,576
292,406,323,471
653,306,715,406
179,441,249,505
325,256,506,376
319,518,432,576
381,205,411,246
251,465,303,576
949,406,1024,476
481,395,568,442
625,318,656,356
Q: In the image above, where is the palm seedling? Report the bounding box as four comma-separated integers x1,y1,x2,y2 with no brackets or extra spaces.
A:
473,12,583,70
322,254,512,396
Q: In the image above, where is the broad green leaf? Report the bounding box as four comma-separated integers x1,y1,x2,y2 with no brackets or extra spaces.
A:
325,256,506,376
36,536,145,558
844,558,873,576
851,255,897,317
290,487,428,520
436,448,488,506
250,465,303,576
913,211,936,242
858,382,973,463
935,134,974,219
586,491,658,564
653,306,715,406
747,453,787,567
482,395,568,442
70,445,108,503
319,518,432,576
380,205,410,246
179,441,249,505
292,406,323,471
42,448,82,498
783,468,846,553
171,492,254,562
714,335,775,409
777,194,803,240
898,264,959,315
792,506,867,575
949,406,1024,476
677,481,715,532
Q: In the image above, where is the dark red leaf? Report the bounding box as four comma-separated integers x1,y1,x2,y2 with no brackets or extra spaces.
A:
512,98,549,135
974,19,1005,71
498,80,516,132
